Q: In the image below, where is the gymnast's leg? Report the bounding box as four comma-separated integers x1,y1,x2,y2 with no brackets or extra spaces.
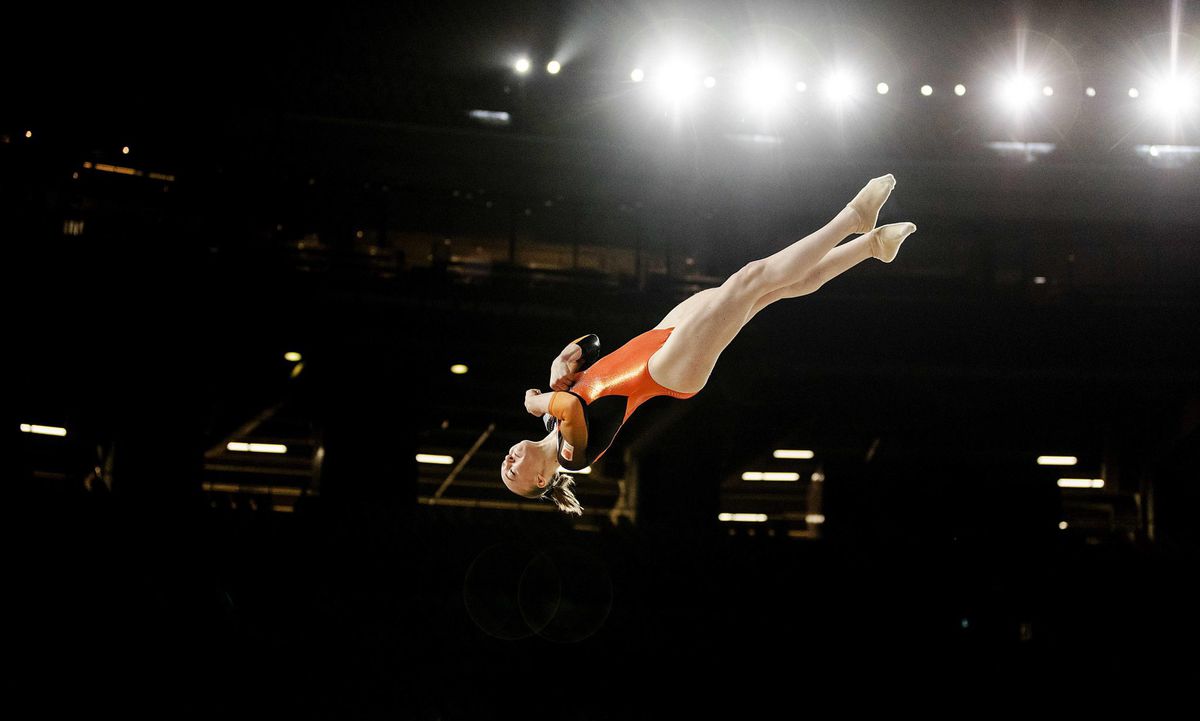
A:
742,222,914,324
648,176,913,393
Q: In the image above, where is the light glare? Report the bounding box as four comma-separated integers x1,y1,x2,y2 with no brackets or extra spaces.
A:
876,82,889,95
1057,478,1105,489
955,84,966,96
631,67,644,82
718,513,768,522
228,442,288,454
824,72,854,103
742,471,801,481
773,449,814,459
20,423,67,436
546,60,561,75
921,84,933,96
514,58,531,74
1037,455,1077,466
416,453,454,465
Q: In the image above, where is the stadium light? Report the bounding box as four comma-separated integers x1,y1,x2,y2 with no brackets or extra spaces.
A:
514,57,531,74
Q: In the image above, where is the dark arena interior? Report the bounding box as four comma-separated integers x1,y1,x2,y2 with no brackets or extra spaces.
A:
6,1,1200,715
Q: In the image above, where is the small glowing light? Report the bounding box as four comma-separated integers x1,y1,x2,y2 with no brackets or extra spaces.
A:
416,453,454,465
227,442,288,454
25,130,32,138
741,471,801,481
1128,87,1139,98
203,482,302,497
1085,86,1096,97
1033,276,1047,284
468,109,511,126
273,505,295,513
1057,478,1105,489
546,60,561,75
1058,521,1068,530
450,364,468,374
631,67,644,82
805,514,825,524
1038,455,1077,466
954,84,966,96
20,423,68,436
773,449,814,459
284,351,302,362
703,75,716,88
718,513,768,522
1042,85,1054,96
121,146,130,154
795,81,807,92
514,58,531,74
1149,145,1160,157
811,471,825,482
920,84,933,96
558,465,591,474
876,82,889,95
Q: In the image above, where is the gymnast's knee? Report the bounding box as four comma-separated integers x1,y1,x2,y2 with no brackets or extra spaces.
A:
726,259,770,295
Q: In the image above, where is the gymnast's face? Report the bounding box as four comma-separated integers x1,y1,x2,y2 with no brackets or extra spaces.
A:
501,439,549,498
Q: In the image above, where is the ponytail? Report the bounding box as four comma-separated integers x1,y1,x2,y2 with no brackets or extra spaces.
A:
541,471,584,516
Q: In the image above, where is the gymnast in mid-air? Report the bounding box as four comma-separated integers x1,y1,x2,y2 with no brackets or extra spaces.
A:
501,174,916,515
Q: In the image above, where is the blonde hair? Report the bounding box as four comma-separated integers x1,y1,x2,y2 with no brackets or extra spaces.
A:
541,471,584,516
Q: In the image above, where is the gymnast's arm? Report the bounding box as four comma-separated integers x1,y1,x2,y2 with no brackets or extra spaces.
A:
525,388,556,417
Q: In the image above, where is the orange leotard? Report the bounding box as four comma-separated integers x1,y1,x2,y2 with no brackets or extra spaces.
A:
546,328,698,471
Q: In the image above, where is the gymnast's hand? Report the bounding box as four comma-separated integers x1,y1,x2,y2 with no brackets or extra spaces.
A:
549,346,583,391
524,388,544,416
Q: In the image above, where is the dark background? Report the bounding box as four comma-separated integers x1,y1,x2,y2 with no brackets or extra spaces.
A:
5,1,1199,715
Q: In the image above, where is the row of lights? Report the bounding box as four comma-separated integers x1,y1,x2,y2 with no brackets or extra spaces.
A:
511,57,1196,118
13,131,133,155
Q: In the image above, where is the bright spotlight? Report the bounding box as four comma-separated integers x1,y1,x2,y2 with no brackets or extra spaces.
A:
1148,76,1197,116
824,72,855,104
999,76,1039,111
1043,85,1054,96
546,60,561,75
656,60,702,104
795,81,807,93
876,82,889,95
630,67,644,82
703,76,716,88
920,84,933,96
514,57,531,74
1085,86,1096,97
742,63,790,112
1128,87,1139,98
954,83,966,96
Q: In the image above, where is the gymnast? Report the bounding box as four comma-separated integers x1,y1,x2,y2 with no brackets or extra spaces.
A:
501,174,916,515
